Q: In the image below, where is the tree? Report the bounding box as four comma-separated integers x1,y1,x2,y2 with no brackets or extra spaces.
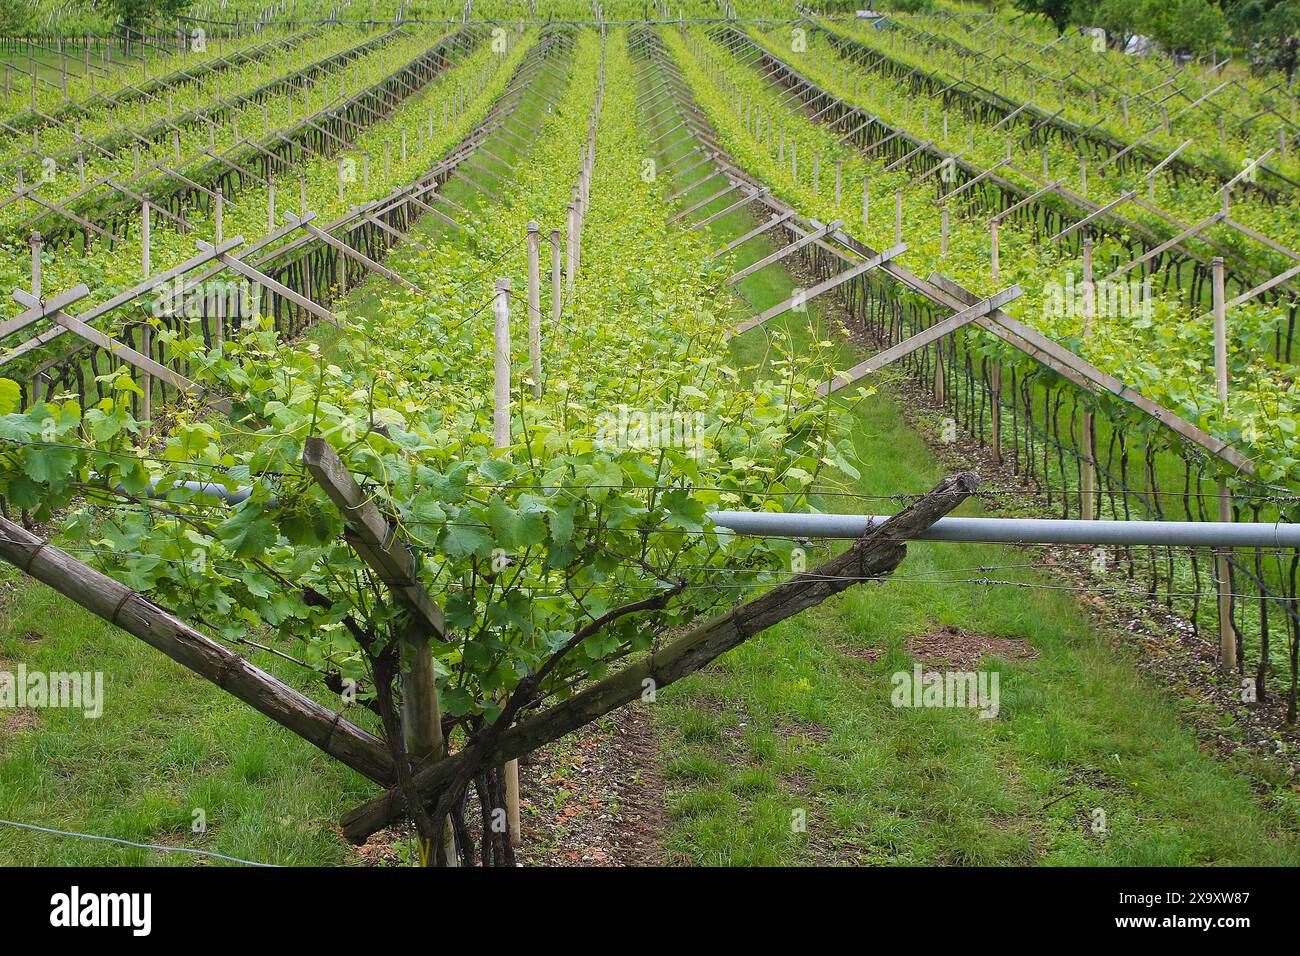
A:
1231,0,1300,80
88,0,192,34
0,0,29,34
1142,0,1228,56
1076,0,1140,49
1016,0,1078,34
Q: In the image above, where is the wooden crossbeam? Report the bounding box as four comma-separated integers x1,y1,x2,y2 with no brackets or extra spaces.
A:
666,164,723,203
199,240,342,328
287,214,419,292
0,285,91,341
451,168,502,202
669,180,739,224
1048,191,1135,243
709,211,794,260
690,188,767,232
355,209,429,251
1107,211,1224,281
12,289,200,394
726,219,842,286
928,274,1255,473
818,285,1023,396
732,244,907,337
989,179,1062,224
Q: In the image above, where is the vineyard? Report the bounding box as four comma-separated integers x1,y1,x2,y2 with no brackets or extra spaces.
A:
0,0,1297,874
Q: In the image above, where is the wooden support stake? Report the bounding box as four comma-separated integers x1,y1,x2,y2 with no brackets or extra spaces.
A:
550,228,562,324
1212,256,1237,673
527,222,542,399
1080,239,1096,520
300,436,453,864
491,276,521,847
565,202,577,295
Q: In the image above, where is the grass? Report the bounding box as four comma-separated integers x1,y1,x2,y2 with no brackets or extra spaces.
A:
0,575,378,865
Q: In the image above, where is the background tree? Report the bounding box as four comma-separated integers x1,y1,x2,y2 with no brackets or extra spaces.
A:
88,0,192,35
0,0,30,34
1230,0,1300,80
1142,0,1228,56
1015,0,1077,34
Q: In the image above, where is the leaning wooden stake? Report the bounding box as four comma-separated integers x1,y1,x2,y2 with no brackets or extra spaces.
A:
140,197,153,442
339,471,981,843
0,515,395,786
1212,256,1238,673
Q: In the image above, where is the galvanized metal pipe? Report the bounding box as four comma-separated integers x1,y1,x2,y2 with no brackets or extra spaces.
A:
707,512,1300,549
140,481,1298,549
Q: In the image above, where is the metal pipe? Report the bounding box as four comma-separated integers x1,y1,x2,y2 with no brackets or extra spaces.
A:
707,512,1300,550
137,480,1299,549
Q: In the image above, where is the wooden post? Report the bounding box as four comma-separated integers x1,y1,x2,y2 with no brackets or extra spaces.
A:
1080,238,1096,520
213,188,224,347
140,196,152,437
493,279,512,447
30,231,41,300
300,437,455,864
550,228,562,324
1212,256,1238,673
492,277,521,847
990,219,1000,285
565,203,577,295
0,515,396,788
527,222,542,398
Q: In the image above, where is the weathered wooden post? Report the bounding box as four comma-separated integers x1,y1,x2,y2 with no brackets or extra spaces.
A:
213,187,224,347
1080,239,1096,519
141,197,153,439
1212,256,1238,673
565,202,577,295
550,228,562,324
990,218,1000,285
492,277,522,848
527,222,542,398
30,230,41,301
301,437,455,866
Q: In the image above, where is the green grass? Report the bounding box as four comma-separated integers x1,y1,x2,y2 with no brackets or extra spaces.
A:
0,576,379,865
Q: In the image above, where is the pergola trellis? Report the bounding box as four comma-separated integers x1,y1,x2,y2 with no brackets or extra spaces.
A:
634,22,1273,674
